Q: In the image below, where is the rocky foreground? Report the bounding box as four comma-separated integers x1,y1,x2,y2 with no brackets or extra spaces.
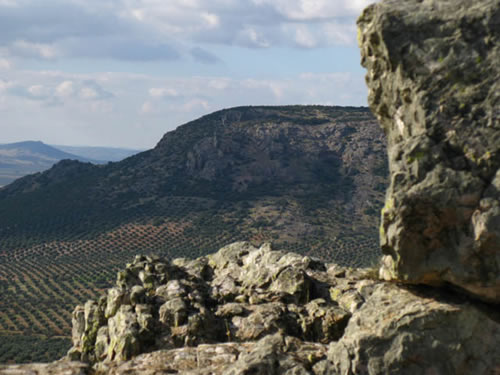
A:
2,242,499,374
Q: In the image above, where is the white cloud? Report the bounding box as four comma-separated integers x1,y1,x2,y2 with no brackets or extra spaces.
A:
56,81,74,97
293,25,317,48
208,78,230,90
80,87,98,99
27,84,45,97
252,0,374,20
0,0,373,64
0,58,11,70
181,98,210,112
201,12,219,28
149,88,179,98
0,79,12,92
238,27,270,48
78,81,114,101
323,22,356,45
241,78,288,99
12,40,60,59
141,101,153,113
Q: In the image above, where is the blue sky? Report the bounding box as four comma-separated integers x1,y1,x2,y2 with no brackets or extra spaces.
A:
0,0,375,149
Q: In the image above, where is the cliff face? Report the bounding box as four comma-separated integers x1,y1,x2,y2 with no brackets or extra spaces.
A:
358,0,500,302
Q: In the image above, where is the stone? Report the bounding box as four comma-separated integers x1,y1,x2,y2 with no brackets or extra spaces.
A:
107,305,141,361
326,283,500,375
357,0,500,302
129,286,146,305
0,361,89,375
3,240,500,374
62,243,353,367
96,334,328,375
105,288,129,319
159,297,188,327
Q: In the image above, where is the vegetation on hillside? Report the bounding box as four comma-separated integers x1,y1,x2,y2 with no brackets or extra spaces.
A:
0,106,387,363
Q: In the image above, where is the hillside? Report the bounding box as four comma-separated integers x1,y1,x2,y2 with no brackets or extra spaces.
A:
0,105,388,363
0,141,95,187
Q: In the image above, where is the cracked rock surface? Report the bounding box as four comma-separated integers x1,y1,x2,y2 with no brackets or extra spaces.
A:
1,242,499,374
358,0,500,302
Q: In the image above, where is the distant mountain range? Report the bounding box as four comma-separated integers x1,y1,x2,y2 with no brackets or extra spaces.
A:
0,141,143,187
52,145,144,163
0,105,387,363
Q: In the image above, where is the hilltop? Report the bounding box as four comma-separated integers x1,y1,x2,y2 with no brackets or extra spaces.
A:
0,141,93,187
0,105,388,363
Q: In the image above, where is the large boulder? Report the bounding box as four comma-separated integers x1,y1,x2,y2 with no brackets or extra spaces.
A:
325,283,500,375
358,0,500,302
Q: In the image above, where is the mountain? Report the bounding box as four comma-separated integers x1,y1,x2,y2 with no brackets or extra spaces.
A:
0,105,388,363
0,141,95,187
51,145,144,163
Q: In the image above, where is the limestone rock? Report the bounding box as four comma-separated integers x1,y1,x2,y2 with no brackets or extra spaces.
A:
358,0,500,302
325,283,500,374
96,334,328,375
66,242,351,371
0,361,89,375
3,242,500,374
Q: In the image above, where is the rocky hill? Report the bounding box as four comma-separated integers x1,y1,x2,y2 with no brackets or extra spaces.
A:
0,106,387,363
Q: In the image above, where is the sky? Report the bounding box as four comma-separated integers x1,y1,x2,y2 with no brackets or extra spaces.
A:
0,0,376,149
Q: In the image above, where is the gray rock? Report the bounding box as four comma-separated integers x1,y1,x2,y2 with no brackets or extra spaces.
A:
96,334,327,375
3,241,500,374
63,242,351,366
159,297,189,327
0,361,89,375
326,283,500,375
358,0,500,302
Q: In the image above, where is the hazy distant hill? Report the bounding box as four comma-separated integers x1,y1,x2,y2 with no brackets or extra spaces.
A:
0,106,387,363
0,141,94,187
52,145,143,162
0,142,143,187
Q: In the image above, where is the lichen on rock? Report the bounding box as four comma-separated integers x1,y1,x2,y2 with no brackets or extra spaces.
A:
56,241,500,374
358,0,500,302
67,242,362,372
3,241,500,374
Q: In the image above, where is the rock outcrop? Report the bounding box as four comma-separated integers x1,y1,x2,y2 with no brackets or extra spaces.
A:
358,0,500,302
2,1,500,374
67,242,356,371
3,242,498,374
